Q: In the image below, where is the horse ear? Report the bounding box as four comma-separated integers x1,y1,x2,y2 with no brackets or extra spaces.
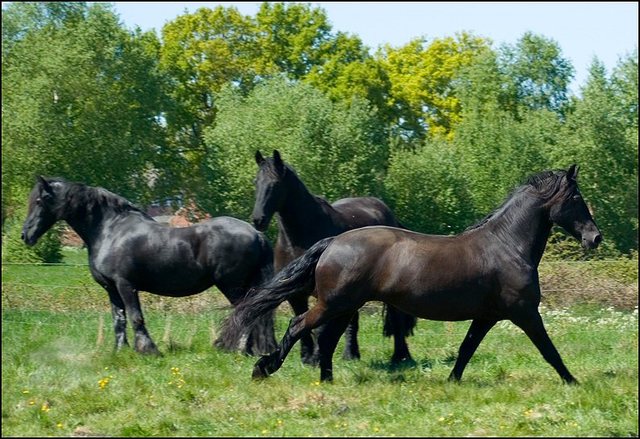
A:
273,150,285,174
37,175,53,194
255,150,265,166
567,164,579,181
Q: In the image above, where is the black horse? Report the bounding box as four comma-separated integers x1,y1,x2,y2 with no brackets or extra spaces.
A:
21,176,277,355
248,150,416,365
228,165,602,383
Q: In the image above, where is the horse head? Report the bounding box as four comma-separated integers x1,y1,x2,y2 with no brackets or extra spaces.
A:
21,176,64,246
252,150,287,232
548,164,602,250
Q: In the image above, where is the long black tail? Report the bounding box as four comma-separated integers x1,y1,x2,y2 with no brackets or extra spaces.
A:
220,236,335,349
215,232,276,355
243,232,277,354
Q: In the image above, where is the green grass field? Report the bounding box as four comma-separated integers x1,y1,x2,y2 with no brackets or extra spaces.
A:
2,249,638,437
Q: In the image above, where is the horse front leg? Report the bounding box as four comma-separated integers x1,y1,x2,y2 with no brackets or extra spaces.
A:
116,280,160,355
448,318,496,382
105,286,129,350
510,309,578,384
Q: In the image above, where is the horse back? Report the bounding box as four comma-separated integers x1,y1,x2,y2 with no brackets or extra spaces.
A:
315,226,501,321
91,215,267,296
331,196,399,229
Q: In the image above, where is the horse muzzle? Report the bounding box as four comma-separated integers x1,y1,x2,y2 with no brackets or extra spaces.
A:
21,230,37,247
582,231,602,250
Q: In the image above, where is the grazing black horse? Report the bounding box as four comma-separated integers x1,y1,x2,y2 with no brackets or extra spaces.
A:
248,150,416,365
228,165,602,383
21,176,277,355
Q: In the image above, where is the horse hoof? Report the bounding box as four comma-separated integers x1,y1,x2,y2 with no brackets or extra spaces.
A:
137,344,162,356
342,352,361,361
390,354,414,365
564,376,579,385
252,362,269,380
301,354,320,367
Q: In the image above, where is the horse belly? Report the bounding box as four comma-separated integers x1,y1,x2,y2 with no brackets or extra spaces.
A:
127,246,216,296
378,270,496,322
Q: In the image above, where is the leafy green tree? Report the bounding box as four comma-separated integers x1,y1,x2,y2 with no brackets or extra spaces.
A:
254,2,333,78
498,32,574,117
383,139,475,234
2,3,169,202
451,46,561,215
304,33,393,131
2,2,170,260
377,32,491,142
158,2,343,198
551,55,638,254
159,5,259,151
202,77,389,223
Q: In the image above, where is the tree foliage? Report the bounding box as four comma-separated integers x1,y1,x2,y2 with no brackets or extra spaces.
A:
378,32,491,142
2,2,170,213
2,2,637,261
202,77,388,223
551,55,638,253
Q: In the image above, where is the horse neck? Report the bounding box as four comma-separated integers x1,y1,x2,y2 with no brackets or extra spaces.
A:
60,187,127,250
479,192,553,266
277,175,336,243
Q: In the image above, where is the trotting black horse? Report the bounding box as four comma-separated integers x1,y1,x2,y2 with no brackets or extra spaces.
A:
21,176,277,355
248,150,416,365
227,165,602,383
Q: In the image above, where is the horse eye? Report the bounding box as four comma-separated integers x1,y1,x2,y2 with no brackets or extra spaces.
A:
36,197,42,205
572,195,582,201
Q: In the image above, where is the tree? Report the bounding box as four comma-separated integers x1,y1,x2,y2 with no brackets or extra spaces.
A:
2,2,170,259
158,2,342,198
552,55,638,253
377,32,491,142
384,139,475,235
498,32,574,117
201,77,389,224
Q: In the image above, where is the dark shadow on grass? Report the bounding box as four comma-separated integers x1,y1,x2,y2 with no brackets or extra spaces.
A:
367,357,418,373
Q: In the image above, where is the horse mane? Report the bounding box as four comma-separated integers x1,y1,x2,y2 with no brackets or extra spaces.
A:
462,168,570,234
49,178,151,219
263,157,333,207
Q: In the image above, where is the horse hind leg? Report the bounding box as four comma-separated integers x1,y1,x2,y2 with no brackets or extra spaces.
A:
253,313,308,379
253,303,331,379
287,296,318,365
319,313,354,381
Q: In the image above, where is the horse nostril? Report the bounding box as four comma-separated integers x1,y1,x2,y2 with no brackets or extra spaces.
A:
594,234,602,245
21,231,25,241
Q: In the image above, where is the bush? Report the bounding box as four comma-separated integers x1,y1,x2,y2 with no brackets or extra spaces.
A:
384,140,476,234
202,77,389,220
